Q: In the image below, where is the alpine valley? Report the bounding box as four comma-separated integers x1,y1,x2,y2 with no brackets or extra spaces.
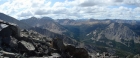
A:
1,12,140,58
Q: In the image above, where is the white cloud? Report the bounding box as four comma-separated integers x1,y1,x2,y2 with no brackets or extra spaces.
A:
17,10,33,17
0,0,140,20
123,0,140,6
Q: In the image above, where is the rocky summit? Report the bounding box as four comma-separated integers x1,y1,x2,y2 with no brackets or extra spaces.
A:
0,21,89,58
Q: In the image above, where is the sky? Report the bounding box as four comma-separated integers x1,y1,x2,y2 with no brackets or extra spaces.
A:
0,0,140,20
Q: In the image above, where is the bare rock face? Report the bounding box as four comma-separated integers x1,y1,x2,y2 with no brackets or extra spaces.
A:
89,23,140,44
102,23,140,43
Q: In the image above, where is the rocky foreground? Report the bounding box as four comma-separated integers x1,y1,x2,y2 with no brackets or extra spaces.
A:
0,21,89,58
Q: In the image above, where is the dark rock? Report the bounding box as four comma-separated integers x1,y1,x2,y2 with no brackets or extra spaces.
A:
65,45,76,55
9,25,21,39
53,38,65,52
1,37,11,47
73,48,89,58
0,24,20,47
65,45,89,58
0,25,12,38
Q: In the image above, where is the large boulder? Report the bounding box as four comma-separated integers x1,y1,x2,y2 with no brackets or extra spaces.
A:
0,24,20,46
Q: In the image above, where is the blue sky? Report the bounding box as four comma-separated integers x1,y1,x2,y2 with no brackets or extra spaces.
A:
0,0,140,20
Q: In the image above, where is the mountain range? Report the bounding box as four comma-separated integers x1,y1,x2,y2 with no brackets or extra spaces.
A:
1,12,140,57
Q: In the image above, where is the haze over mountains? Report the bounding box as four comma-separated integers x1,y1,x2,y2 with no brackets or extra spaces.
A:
1,12,140,57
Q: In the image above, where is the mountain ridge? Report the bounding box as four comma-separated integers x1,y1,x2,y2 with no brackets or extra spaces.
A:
1,13,140,57
0,13,31,29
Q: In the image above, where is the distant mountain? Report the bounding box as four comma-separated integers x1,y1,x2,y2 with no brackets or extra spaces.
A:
21,17,68,34
0,13,31,29
21,17,53,27
55,19,80,25
103,23,139,43
86,23,140,43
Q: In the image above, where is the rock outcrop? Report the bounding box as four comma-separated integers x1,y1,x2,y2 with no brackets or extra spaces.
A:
0,20,89,58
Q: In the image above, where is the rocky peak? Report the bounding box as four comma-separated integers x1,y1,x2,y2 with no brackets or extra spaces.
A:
41,17,53,20
30,17,38,20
